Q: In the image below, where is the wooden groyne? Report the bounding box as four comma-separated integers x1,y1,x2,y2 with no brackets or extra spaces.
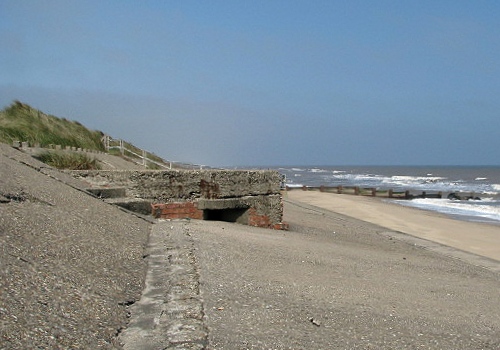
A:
285,185,445,200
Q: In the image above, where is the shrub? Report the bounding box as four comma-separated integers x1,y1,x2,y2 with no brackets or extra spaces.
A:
34,151,101,170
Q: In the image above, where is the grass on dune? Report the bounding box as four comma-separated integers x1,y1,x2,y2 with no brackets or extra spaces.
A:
0,101,105,151
34,150,102,170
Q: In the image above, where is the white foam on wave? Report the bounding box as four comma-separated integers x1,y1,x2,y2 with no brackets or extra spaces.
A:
492,184,500,191
309,168,328,173
334,173,381,181
475,177,488,181
285,183,304,188
381,175,482,192
395,198,500,222
388,175,446,184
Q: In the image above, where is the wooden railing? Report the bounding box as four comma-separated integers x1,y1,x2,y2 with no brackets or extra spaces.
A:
101,135,206,170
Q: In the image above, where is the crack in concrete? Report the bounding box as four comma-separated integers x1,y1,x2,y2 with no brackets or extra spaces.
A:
119,221,209,349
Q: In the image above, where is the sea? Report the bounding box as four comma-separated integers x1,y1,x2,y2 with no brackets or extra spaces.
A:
274,166,500,225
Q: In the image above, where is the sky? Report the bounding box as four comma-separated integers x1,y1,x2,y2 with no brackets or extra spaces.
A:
1,0,499,167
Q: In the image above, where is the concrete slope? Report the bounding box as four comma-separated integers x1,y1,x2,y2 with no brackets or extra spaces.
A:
0,143,151,349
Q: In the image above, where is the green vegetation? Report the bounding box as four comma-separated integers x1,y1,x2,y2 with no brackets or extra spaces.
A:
0,101,105,151
34,150,101,170
0,100,175,170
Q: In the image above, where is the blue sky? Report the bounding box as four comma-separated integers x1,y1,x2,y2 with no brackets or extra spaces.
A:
1,0,499,166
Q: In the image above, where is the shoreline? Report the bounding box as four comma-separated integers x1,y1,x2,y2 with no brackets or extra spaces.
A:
286,190,500,263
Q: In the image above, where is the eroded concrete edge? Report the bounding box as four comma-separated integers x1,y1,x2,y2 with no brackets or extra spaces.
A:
119,221,208,349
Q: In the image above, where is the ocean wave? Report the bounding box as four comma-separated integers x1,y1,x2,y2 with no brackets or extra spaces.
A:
309,168,328,173
333,173,382,181
388,175,446,183
377,175,493,193
396,198,500,222
277,166,500,196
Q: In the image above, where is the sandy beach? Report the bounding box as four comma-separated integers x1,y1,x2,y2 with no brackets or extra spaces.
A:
286,189,500,263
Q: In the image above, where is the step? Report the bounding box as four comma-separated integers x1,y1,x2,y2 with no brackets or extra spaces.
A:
104,197,152,216
86,187,127,199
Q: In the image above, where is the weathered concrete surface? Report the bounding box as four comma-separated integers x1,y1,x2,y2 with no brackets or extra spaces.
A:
124,200,500,349
0,144,151,349
70,170,282,201
118,222,208,349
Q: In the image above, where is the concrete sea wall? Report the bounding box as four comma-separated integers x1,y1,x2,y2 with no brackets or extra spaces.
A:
0,143,151,348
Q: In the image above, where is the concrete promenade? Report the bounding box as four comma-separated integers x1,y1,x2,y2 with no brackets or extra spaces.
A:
120,199,500,349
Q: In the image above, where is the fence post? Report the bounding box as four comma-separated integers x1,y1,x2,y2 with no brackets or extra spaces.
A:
102,135,110,151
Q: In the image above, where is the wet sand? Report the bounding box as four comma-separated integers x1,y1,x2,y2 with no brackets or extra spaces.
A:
286,190,500,262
